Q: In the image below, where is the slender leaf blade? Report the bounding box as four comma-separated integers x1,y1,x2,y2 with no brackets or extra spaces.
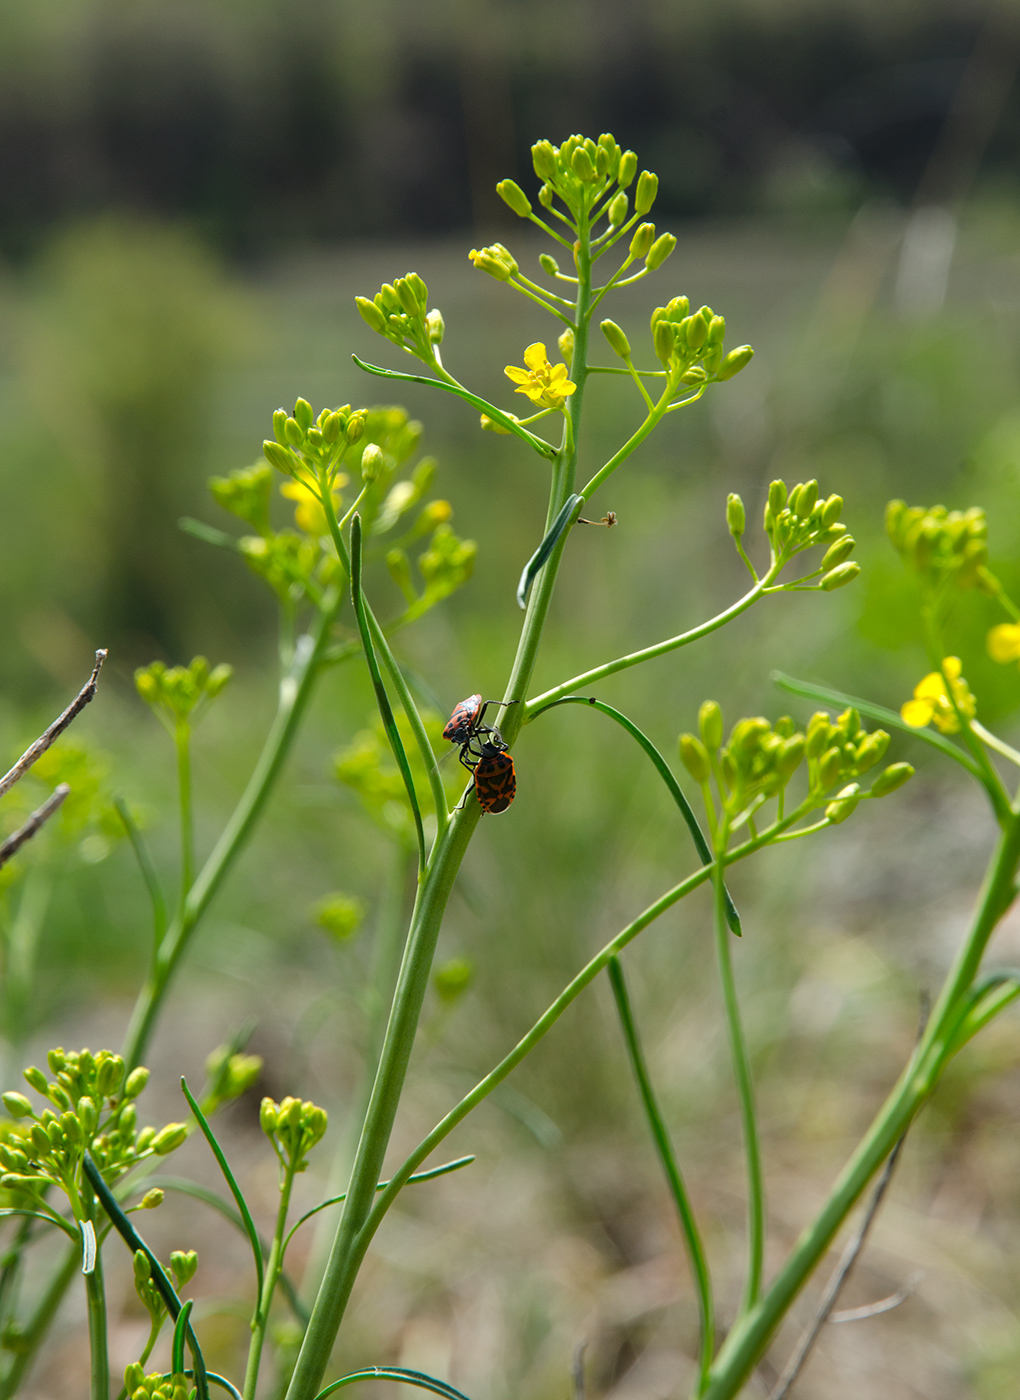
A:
517,495,583,610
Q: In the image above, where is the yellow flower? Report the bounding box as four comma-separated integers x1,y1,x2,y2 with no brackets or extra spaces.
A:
901,657,976,734
504,343,577,410
987,622,1020,666
281,476,347,537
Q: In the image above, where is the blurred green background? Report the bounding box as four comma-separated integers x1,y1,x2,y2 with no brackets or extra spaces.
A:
4,2,1020,1397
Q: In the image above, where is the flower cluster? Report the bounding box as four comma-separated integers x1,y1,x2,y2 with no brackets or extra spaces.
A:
263,398,367,490
505,342,576,410
135,657,232,733
199,1044,262,1117
355,273,444,362
122,1367,193,1400
901,657,977,734
885,501,995,599
522,132,647,227
638,298,754,386
260,1095,328,1174
1,1049,187,1222
131,1247,198,1332
762,478,859,586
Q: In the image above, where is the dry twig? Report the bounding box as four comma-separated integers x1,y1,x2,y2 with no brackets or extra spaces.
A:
0,650,107,800
0,784,70,870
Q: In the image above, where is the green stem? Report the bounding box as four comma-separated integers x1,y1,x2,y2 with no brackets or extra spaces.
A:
712,852,764,1316
122,590,342,1070
176,724,193,913
0,1242,78,1399
608,957,715,1391
243,1160,297,1400
526,565,782,716
700,810,1020,1399
84,1216,110,1400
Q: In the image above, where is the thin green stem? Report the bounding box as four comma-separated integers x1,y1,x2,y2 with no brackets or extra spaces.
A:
508,278,574,321
972,720,1020,769
84,1211,109,1400
608,957,715,1391
175,724,193,913
712,851,764,1316
243,1160,297,1400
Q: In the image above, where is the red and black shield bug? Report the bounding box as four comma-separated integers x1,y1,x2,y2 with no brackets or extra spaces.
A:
443,694,484,745
471,742,516,814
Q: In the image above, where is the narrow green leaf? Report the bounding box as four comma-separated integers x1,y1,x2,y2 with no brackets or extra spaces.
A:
948,969,1020,1052
529,695,741,934
172,1298,193,1377
350,514,426,871
180,1079,264,1305
315,1366,477,1400
517,495,583,609
178,517,244,551
0,1209,78,1241
115,795,167,950
284,1155,475,1248
352,355,557,459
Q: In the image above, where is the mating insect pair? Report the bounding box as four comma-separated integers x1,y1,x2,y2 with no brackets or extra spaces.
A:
443,694,517,814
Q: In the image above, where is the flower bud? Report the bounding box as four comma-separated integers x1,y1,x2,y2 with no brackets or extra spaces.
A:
135,1126,155,1152
767,481,787,517
361,443,385,482
818,747,843,789
395,278,420,317
699,700,724,751
791,480,818,518
293,399,313,432
820,561,861,591
2,1093,33,1120
263,440,294,475
820,494,843,527
480,414,512,435
821,536,855,569
60,1111,81,1144
854,731,890,772
653,319,675,365
531,140,558,181
635,170,658,214
170,1250,198,1287
629,222,655,260
260,1098,279,1137
407,272,428,306
776,735,805,781
356,296,387,334
538,182,554,208
425,308,444,345
617,151,638,188
151,1123,188,1155
497,179,532,217
140,1188,164,1209
77,1097,97,1134
726,493,745,538
125,1362,146,1393
679,734,711,783
608,191,628,226
600,319,631,359
124,1067,149,1099
133,1250,151,1285
871,763,914,796
96,1056,125,1099
825,783,860,824
715,345,755,380
558,327,575,362
22,1067,48,1095
539,253,560,276
645,232,676,270
571,146,595,181
707,315,726,344
29,1124,50,1155
684,314,707,350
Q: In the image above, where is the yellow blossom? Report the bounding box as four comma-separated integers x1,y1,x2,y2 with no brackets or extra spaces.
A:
504,343,577,410
281,476,347,537
987,622,1020,667
901,657,976,734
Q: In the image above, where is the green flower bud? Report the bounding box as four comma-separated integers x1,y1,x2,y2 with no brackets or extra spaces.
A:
685,314,707,350
22,1067,48,1096
263,440,294,475
124,1067,150,1099
617,151,638,187
600,319,631,359
821,536,855,569
394,278,420,318
679,734,711,783
539,253,560,276
820,561,861,591
854,731,890,773
425,308,444,344
531,140,558,181
301,1104,328,1149
356,296,387,334
406,272,428,306
818,747,843,789
151,1123,188,1155
608,191,628,226
96,1056,125,1099
538,182,554,208
361,444,385,482
776,735,805,781
629,222,655,260
60,1111,81,1144
571,146,595,181
805,713,833,757
790,480,817,519
707,315,726,344
434,957,474,1003
726,493,745,538
346,411,366,444
2,1093,33,1120
825,783,860,825
653,319,675,365
378,283,401,312
699,700,724,751
645,232,676,270
715,345,755,380
170,1250,198,1287
680,366,707,385
558,327,575,362
125,1363,147,1394
820,494,843,527
480,414,513,435
260,1097,279,1137
767,480,787,516
135,1126,155,1152
837,707,860,739
635,170,658,214
871,763,914,796
497,179,532,217
140,1188,164,1209
47,1049,66,1075
29,1124,50,1155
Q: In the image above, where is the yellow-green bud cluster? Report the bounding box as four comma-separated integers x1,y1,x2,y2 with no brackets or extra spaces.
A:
260,1096,328,1173
356,272,445,363
763,478,859,585
263,398,367,482
123,1365,193,1400
132,1249,164,1325
1,1049,187,1210
885,500,994,596
209,463,273,536
135,657,232,730
530,133,643,224
468,243,518,282
649,298,753,386
679,704,913,826
200,1046,263,1117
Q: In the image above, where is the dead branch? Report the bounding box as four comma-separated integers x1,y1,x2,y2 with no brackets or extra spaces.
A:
0,650,107,800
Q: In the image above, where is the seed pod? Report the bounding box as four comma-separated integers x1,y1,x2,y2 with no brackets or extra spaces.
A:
820,561,861,591
679,734,711,783
699,700,724,751
645,233,676,269
871,762,914,797
715,345,754,380
600,319,631,359
497,179,532,217
635,170,658,213
629,222,655,259
726,493,745,538
2,1093,33,1120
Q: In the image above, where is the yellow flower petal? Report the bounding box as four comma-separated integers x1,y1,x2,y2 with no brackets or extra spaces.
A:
988,623,1020,664
523,342,548,370
504,365,531,385
942,655,963,679
914,672,946,700
901,698,934,727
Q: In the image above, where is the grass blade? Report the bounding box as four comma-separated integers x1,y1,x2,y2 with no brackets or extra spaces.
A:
172,1299,193,1377
517,495,583,609
283,1154,475,1248
315,1366,477,1400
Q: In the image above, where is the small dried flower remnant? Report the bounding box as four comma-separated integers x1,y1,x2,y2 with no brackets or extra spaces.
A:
901,657,977,734
505,343,577,409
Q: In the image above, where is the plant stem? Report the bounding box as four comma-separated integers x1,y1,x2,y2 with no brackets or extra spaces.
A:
176,724,193,913
712,852,765,1317
243,1160,298,1400
608,957,715,1392
0,1241,78,1399
84,1215,109,1400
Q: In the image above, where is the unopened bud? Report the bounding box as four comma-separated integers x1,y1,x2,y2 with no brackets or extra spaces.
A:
716,345,754,380
820,561,861,591
679,734,711,783
78,1098,97,1134
871,763,914,796
497,179,532,217
361,444,385,482
726,493,745,538
539,253,560,276
821,537,855,569
635,170,658,214
2,1093,32,1120
767,480,787,516
293,399,313,432
263,441,294,475
394,278,420,317
571,146,595,181
854,731,889,772
600,319,631,359
820,494,843,527
617,151,638,188
356,296,387,334
22,1067,48,1095
825,783,860,825
150,1122,188,1155
699,700,724,751
558,327,575,362
425,308,444,344
645,232,676,270
170,1250,198,1287
272,408,289,444
480,413,513,435
133,1250,151,1285
140,1189,164,1209
531,140,558,181
608,192,628,226
707,315,726,344
124,1067,149,1099
792,480,818,519
629,222,655,260
818,748,843,789
776,735,805,781
653,320,675,365
685,314,707,350
260,1098,279,1137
